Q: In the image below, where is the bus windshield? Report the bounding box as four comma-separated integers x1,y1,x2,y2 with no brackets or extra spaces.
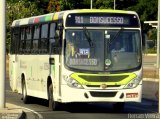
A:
65,29,141,72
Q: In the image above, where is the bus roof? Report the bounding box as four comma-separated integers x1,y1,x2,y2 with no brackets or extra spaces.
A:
11,9,137,27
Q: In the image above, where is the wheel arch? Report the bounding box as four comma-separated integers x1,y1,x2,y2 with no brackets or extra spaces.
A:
21,73,25,93
47,76,53,98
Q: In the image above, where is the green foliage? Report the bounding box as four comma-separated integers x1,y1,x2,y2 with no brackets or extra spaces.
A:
60,0,88,10
144,48,157,54
127,0,158,21
148,29,157,41
7,0,41,22
6,0,42,50
94,0,113,9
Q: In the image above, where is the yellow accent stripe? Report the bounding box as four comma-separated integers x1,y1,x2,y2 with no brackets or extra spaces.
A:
53,13,59,21
70,73,136,85
76,9,134,14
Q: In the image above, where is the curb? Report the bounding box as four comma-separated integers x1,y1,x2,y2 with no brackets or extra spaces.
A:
143,54,157,56
143,78,159,82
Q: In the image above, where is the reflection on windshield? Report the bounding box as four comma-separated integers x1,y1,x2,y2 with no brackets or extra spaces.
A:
65,29,141,72
65,30,104,71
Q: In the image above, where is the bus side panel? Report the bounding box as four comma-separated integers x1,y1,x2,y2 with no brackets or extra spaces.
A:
50,55,61,102
9,54,18,92
18,55,39,97
36,55,50,99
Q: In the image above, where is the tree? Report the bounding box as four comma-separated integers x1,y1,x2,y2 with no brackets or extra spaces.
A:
47,0,61,12
127,0,158,40
127,0,158,21
94,0,113,9
6,0,41,50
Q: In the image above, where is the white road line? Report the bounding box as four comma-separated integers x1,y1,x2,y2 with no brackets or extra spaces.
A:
6,90,43,119
22,107,43,119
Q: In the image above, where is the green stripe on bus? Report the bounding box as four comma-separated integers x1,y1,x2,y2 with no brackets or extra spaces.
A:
70,73,136,85
52,65,55,78
45,15,53,22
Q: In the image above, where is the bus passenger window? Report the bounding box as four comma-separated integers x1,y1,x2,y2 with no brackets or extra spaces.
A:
41,24,48,53
33,40,38,50
49,23,59,54
33,26,40,39
19,28,25,53
49,23,56,46
32,25,40,54
25,26,32,53
11,28,20,54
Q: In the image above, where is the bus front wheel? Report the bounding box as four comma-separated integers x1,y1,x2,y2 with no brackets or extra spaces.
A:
22,80,29,104
48,84,59,110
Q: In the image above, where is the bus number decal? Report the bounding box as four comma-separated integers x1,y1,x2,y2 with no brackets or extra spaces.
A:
75,16,84,24
79,48,90,55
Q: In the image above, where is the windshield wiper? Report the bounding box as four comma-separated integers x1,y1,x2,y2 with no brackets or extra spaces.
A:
108,27,124,44
83,27,94,47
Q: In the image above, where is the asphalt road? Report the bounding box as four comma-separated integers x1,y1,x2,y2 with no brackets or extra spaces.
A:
6,79,158,119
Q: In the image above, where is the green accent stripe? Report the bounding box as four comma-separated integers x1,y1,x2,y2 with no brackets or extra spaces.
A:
52,65,55,78
45,14,53,22
70,73,136,85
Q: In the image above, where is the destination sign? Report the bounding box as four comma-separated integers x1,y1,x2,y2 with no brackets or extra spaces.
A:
69,58,98,66
66,13,140,27
75,16,125,24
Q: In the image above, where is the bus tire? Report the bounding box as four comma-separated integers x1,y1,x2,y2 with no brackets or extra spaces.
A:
22,80,29,104
48,84,59,110
113,102,125,111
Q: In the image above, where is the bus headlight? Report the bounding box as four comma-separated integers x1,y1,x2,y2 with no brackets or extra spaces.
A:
64,76,83,89
124,77,142,89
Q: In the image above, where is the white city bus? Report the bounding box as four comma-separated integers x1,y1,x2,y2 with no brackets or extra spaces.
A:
9,9,142,110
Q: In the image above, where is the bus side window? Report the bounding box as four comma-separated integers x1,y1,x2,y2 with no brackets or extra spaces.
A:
40,24,49,54
32,25,40,54
25,26,32,54
49,22,62,54
49,23,56,53
19,27,25,54
11,27,20,54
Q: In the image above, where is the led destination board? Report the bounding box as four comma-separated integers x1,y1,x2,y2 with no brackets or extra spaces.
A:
75,16,124,24
66,13,140,27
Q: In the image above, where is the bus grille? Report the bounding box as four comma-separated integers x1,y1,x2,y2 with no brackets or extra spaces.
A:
90,91,117,97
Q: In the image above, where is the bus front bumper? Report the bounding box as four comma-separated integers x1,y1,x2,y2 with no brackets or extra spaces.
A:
60,84,142,103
